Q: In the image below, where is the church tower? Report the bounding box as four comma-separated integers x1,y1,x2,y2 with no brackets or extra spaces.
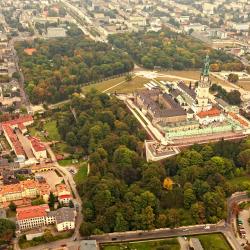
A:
194,55,212,112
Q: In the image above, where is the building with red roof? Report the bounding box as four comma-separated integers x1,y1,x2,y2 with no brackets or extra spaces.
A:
0,179,51,207
196,107,224,125
16,204,52,230
16,205,76,232
58,194,72,205
28,136,47,159
1,116,34,159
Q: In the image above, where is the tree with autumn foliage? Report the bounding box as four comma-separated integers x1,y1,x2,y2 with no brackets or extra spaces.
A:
163,177,174,190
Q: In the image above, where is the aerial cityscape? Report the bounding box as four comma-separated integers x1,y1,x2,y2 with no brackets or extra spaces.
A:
0,0,250,250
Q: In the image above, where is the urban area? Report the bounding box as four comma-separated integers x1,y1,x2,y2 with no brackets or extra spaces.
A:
0,0,250,250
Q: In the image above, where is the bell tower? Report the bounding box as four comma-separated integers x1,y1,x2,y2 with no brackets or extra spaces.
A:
195,55,212,112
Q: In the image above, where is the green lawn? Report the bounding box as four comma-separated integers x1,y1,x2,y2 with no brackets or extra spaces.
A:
58,159,75,166
29,126,46,141
229,176,250,186
82,76,148,94
44,120,60,141
82,76,125,93
197,233,232,250
111,76,148,93
74,163,88,186
29,120,60,142
102,239,180,250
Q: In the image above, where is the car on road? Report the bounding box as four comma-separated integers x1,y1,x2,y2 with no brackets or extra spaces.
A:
182,228,189,231
204,225,210,229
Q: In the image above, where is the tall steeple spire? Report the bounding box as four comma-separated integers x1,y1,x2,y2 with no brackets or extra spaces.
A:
202,55,210,77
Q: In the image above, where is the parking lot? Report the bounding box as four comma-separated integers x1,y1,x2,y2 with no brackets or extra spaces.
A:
35,170,63,191
236,208,250,247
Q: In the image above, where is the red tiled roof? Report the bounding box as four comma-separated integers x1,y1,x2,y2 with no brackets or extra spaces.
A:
0,180,51,196
24,48,37,56
18,123,26,131
29,136,46,152
1,115,33,157
197,108,221,118
59,194,72,199
16,204,49,220
1,115,33,127
229,112,249,127
2,124,25,156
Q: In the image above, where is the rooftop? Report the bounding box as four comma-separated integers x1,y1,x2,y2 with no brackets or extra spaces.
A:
16,204,49,221
49,207,75,224
197,107,221,118
137,89,186,118
178,81,196,99
29,136,46,152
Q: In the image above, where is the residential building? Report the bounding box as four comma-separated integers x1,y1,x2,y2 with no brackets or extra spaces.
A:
16,205,76,232
16,204,50,231
49,207,76,232
28,136,47,159
0,179,50,207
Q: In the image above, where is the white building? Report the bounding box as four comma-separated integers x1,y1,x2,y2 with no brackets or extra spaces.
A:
16,205,76,232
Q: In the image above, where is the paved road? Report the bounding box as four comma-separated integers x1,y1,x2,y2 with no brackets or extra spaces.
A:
45,144,83,241
90,224,242,249
20,189,248,250
9,38,32,113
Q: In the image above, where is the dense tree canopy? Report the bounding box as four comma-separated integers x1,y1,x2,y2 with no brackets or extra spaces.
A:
16,37,134,104
54,91,250,236
108,29,238,70
0,219,16,245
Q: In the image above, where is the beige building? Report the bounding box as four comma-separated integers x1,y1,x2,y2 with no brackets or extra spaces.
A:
0,179,50,207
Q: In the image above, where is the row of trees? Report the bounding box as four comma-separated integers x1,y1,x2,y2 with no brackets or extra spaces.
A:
210,84,242,105
55,91,250,236
16,37,134,104
108,29,238,70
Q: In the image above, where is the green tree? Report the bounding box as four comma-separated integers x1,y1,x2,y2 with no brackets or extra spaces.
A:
228,73,239,83
114,212,129,232
238,149,250,167
125,73,133,82
48,192,56,209
0,219,16,244
184,188,196,209
65,132,77,146
80,221,94,236
8,201,16,212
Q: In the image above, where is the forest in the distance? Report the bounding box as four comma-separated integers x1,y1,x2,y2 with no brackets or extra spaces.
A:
16,37,134,104
109,29,242,71
16,28,242,104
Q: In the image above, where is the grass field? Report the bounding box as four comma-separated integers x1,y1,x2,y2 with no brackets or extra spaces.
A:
74,163,88,186
197,233,232,250
29,120,60,142
102,239,180,250
82,76,125,93
238,80,250,91
82,76,149,94
58,159,76,166
158,70,201,79
44,120,60,141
